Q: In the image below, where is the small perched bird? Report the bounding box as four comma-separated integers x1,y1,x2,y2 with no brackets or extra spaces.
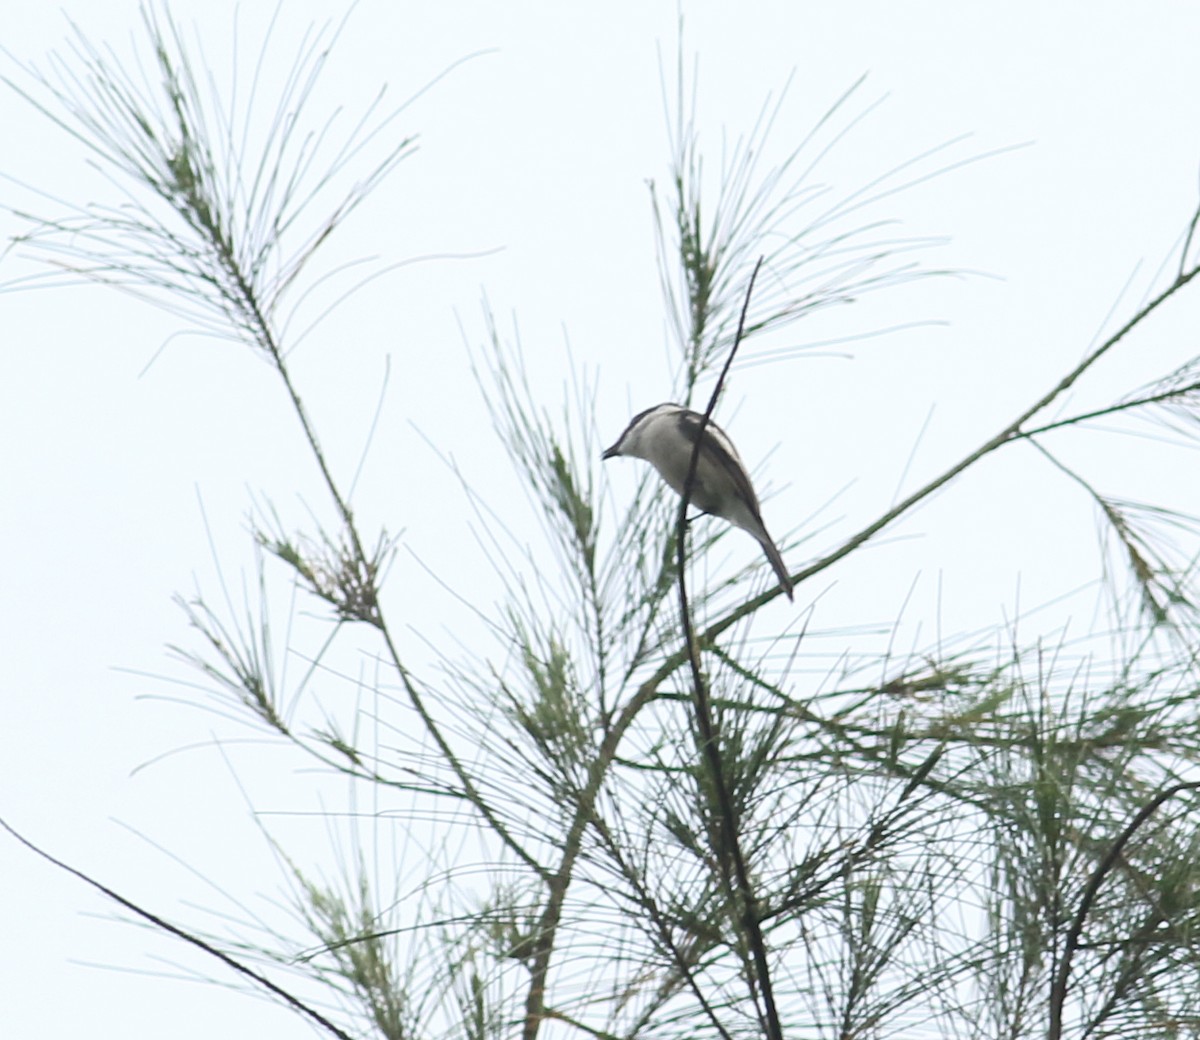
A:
602,403,793,600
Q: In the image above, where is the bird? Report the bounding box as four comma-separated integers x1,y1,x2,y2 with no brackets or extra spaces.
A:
602,403,793,600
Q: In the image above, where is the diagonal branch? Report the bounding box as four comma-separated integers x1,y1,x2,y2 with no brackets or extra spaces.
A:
643,258,1200,682
0,817,356,1040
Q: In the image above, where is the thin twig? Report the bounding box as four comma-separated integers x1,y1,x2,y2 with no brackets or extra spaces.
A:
1014,382,1200,440
676,256,784,1040
1047,780,1200,1040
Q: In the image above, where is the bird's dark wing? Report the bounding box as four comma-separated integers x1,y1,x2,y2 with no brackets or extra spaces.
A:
676,409,765,521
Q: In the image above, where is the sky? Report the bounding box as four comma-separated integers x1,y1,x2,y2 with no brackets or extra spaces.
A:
4,3,1200,1037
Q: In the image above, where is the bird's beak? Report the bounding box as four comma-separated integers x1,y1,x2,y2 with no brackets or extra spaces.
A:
601,443,621,460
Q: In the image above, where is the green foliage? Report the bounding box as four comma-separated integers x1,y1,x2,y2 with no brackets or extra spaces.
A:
10,7,1200,1040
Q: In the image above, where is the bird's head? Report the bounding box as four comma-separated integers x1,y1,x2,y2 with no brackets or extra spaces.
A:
601,403,683,461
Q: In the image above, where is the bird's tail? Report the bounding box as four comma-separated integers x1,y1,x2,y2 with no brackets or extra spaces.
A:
758,533,794,601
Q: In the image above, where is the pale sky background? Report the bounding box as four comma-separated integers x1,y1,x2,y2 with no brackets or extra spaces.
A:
4,3,1200,1037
